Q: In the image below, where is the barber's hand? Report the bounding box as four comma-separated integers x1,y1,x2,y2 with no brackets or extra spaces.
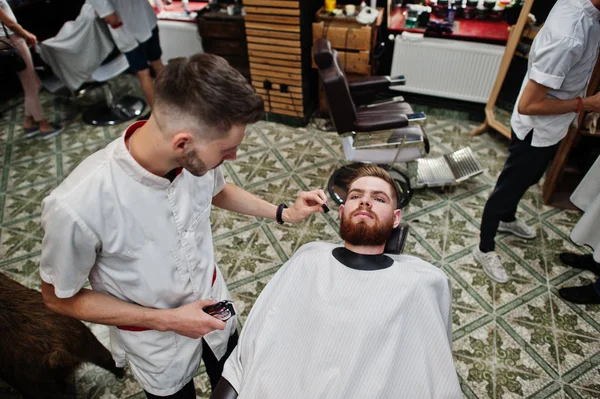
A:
169,299,226,339
283,189,328,223
103,13,121,29
584,92,600,113
22,30,36,51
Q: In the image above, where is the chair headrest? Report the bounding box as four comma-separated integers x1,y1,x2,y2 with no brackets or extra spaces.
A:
313,38,333,69
384,224,410,254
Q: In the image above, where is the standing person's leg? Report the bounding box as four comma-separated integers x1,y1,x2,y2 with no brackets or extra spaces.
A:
201,331,240,391
479,130,559,252
125,44,155,108
146,26,164,78
558,277,600,304
144,380,196,399
474,129,560,282
8,35,62,136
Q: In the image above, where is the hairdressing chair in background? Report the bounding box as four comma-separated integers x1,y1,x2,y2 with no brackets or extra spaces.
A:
38,3,146,126
313,38,484,209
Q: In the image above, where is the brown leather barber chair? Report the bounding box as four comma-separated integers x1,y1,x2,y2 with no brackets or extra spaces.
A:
314,38,485,209
314,38,429,209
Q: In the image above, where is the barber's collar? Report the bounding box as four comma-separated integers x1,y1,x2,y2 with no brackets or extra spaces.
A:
581,0,600,21
114,120,177,188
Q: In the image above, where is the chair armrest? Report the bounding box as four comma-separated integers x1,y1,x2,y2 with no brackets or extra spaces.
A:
349,75,406,93
354,112,409,132
210,379,238,399
362,96,405,108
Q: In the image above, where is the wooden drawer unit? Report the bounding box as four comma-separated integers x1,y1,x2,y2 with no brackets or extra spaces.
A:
243,0,320,124
312,7,384,113
196,10,250,80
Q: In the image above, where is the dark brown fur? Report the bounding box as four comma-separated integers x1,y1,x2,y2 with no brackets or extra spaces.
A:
0,272,124,398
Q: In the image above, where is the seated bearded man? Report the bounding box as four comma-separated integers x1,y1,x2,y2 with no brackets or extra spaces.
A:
211,165,462,399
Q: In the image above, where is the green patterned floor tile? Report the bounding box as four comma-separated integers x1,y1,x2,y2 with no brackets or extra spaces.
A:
59,121,106,152
213,225,283,285
6,154,56,192
265,212,340,259
454,354,495,398
0,219,43,263
1,181,55,225
556,332,600,380
61,142,106,177
227,149,289,187
494,368,554,399
565,385,600,399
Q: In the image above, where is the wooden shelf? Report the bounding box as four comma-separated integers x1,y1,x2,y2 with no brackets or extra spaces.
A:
244,0,320,123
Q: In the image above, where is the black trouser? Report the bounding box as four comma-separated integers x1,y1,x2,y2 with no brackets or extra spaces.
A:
479,129,560,253
144,331,239,399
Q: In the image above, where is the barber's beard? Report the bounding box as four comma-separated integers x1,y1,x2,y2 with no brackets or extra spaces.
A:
340,208,394,246
182,147,208,177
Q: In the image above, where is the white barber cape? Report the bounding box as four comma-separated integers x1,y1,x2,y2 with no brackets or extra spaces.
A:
570,155,600,262
39,121,236,396
222,242,462,399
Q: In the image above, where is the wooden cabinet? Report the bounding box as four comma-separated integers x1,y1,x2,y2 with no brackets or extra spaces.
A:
543,55,600,209
196,11,250,80
311,7,384,113
243,0,321,125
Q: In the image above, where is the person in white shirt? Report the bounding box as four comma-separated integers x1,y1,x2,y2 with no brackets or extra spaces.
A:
473,0,600,283
558,154,600,304
87,0,163,109
39,53,329,399
212,165,462,399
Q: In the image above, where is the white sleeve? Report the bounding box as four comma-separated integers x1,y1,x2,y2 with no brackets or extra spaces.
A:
529,34,584,90
86,0,116,19
212,166,227,196
39,196,100,299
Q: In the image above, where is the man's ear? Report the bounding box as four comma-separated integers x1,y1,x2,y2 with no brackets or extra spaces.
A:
339,204,344,219
172,130,194,151
392,209,402,228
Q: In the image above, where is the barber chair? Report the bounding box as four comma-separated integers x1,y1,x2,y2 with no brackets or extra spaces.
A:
313,38,484,209
41,51,146,127
80,53,146,126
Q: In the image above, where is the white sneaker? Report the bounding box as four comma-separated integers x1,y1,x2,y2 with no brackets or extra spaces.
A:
472,246,509,283
498,219,536,239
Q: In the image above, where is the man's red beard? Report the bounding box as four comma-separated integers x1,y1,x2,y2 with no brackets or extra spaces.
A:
339,207,394,246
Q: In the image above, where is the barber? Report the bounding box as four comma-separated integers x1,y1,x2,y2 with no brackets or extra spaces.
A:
39,53,328,399
473,0,600,283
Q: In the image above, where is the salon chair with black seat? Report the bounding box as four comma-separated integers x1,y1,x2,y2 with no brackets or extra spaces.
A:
313,38,484,208
38,3,146,126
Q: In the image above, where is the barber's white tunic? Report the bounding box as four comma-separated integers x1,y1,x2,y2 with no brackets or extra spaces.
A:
222,242,462,399
570,155,600,262
511,0,600,147
40,121,237,396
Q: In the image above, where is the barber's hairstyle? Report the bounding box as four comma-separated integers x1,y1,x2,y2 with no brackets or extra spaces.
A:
154,53,264,134
346,165,399,207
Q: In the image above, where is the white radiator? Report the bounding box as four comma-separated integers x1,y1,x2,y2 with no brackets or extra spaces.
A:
390,35,505,104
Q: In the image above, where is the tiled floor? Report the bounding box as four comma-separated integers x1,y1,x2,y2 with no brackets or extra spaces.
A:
1,80,599,399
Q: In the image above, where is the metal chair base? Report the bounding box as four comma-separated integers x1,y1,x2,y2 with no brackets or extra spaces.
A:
82,95,146,126
327,163,413,209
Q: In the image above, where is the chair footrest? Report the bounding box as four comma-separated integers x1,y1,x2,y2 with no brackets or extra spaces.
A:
413,147,484,188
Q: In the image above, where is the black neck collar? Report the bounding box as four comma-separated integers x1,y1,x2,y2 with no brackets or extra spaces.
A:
332,247,394,271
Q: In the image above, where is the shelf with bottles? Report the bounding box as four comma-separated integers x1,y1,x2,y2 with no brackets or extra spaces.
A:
388,1,511,43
